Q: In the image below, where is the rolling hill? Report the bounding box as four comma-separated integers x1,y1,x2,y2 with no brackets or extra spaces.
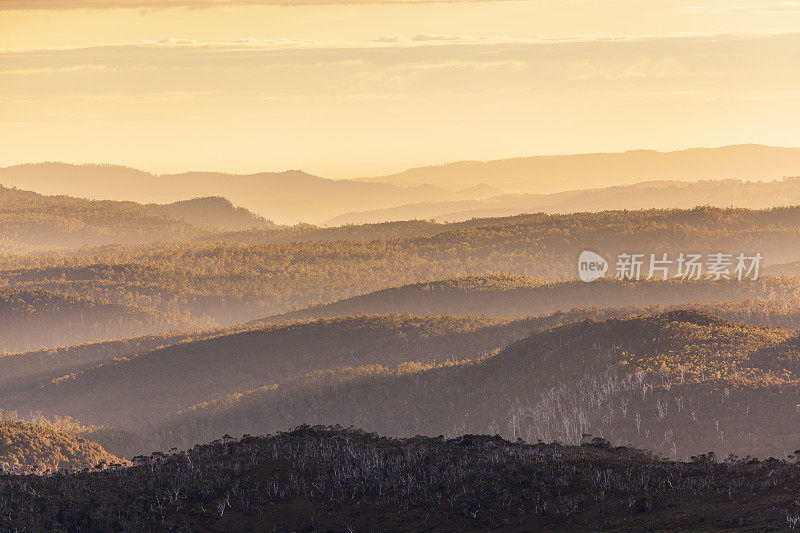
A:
0,290,196,354
0,417,121,473
0,186,271,252
2,426,798,531
155,196,272,231
0,329,213,393
3,206,800,327
1,315,533,429
0,186,200,252
6,302,800,460
151,311,800,460
262,275,800,323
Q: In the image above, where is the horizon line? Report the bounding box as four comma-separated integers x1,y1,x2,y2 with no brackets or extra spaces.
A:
2,142,798,181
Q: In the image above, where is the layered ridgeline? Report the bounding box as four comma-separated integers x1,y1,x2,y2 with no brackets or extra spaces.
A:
4,207,800,329
6,145,800,225
3,272,800,354
5,303,800,459
149,311,800,461
2,427,799,531
0,186,271,253
328,177,800,225
0,330,214,391
367,144,800,192
341,144,800,224
0,163,493,225
263,275,800,325
1,315,532,430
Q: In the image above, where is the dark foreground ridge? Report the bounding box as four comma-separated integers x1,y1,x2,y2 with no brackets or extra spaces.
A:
3,427,800,531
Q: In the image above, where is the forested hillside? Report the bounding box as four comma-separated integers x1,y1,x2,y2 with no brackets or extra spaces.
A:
2,427,799,531
0,187,200,252
3,315,530,429
3,203,800,471
265,275,800,323
144,311,800,461
156,197,272,231
0,186,270,252
0,330,212,392
0,415,121,472
0,290,196,354
3,206,800,328
4,300,800,460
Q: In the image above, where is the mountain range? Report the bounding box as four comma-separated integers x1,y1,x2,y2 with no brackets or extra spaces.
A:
327,177,800,225
0,164,494,225
4,144,800,225
364,144,800,192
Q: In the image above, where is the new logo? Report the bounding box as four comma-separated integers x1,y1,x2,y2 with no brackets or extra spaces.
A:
578,250,608,282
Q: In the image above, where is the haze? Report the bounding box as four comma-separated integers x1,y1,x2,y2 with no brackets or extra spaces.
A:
2,0,800,178
5,2,800,529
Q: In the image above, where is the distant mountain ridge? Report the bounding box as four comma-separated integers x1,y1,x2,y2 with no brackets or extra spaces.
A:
326,177,800,225
365,144,800,192
0,163,494,225
5,144,800,225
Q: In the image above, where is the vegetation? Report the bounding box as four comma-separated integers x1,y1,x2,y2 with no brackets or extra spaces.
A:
1,426,799,531
2,315,528,428
330,175,800,224
4,200,800,530
156,196,272,232
0,186,272,253
8,299,800,458
266,274,800,323
4,206,800,328
0,162,488,225
0,413,121,473
0,289,196,354
0,330,212,392
139,311,800,461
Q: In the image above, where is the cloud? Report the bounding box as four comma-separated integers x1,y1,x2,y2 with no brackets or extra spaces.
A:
5,29,798,55
410,33,468,42
0,65,110,75
388,59,525,71
136,29,800,51
0,0,511,9
670,1,800,14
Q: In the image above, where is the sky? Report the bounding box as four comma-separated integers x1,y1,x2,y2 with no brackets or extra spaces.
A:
1,0,800,178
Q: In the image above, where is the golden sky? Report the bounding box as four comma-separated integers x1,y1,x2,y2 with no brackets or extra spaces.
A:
1,0,800,177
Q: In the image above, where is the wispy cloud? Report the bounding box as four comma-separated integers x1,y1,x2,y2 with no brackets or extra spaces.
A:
9,0,800,11
0,0,511,10
671,1,800,14
4,29,798,54
388,59,525,71
0,64,109,75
